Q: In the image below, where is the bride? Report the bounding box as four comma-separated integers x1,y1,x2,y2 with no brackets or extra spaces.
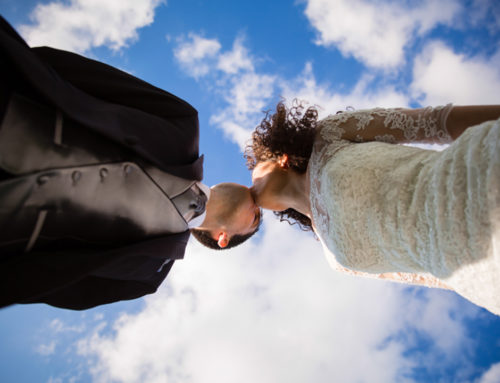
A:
246,101,500,315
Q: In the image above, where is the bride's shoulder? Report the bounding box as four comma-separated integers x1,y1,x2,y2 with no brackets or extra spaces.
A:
316,113,348,141
318,108,381,128
316,109,371,141
311,112,365,163
316,108,395,144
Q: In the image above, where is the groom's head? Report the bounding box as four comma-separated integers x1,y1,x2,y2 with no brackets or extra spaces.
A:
191,182,262,250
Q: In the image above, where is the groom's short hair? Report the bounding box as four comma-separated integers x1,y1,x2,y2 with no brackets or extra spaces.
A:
190,222,261,250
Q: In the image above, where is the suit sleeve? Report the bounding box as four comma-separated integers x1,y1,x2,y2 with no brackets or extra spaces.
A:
0,233,189,310
28,261,176,311
32,46,198,122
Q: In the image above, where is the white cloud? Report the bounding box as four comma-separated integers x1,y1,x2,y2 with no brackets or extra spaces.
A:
216,37,254,74
19,0,164,53
36,341,56,356
280,62,409,118
477,362,500,383
174,34,413,150
303,0,462,69
76,215,478,383
175,33,277,149
50,318,86,333
174,34,222,78
411,41,500,105
210,72,276,148
174,28,497,154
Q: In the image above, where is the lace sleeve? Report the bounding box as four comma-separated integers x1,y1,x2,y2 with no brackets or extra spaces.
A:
318,104,453,145
329,258,452,290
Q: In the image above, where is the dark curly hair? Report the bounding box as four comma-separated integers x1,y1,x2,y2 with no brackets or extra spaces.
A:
244,100,318,231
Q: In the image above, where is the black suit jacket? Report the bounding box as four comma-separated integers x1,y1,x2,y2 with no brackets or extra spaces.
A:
0,16,203,310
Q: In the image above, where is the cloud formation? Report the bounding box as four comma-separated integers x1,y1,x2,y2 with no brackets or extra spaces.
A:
35,341,56,356
303,0,462,69
280,62,410,117
174,34,222,78
175,34,276,149
175,29,500,152
216,38,254,74
173,35,412,149
411,41,500,105
478,362,500,383
19,0,164,53
75,217,480,383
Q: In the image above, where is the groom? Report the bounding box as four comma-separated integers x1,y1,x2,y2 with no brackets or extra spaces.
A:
0,16,260,310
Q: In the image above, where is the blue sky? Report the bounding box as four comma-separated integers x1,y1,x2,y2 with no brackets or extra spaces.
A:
1,1,500,382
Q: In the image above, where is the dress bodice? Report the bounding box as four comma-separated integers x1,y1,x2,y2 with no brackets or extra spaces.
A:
308,107,500,314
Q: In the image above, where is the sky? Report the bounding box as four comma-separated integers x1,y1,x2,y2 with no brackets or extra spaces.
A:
1,0,500,382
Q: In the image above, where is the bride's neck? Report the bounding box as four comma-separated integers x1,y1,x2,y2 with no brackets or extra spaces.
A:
254,168,311,218
281,170,311,217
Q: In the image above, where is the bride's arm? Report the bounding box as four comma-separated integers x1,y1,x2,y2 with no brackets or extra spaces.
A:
324,104,500,145
446,105,500,140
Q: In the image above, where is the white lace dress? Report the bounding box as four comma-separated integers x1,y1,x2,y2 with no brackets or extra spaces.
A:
309,106,500,315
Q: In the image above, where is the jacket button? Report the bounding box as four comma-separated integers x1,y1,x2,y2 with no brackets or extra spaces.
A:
37,175,50,185
72,171,82,184
100,168,108,181
123,164,133,175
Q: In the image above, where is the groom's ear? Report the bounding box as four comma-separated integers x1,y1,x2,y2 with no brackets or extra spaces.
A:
217,232,229,248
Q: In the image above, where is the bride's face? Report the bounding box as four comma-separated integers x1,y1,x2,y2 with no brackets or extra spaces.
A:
251,160,290,211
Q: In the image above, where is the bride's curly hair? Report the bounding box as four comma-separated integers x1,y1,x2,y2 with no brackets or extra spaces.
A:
244,100,319,231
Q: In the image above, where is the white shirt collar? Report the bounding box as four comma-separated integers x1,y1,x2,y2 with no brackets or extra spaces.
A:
187,182,210,229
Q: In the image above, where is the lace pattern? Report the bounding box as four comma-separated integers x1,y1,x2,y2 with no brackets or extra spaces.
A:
309,105,454,262
309,108,500,314
318,104,453,144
